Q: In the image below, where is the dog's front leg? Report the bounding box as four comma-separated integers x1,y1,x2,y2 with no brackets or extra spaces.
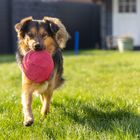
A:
22,87,34,126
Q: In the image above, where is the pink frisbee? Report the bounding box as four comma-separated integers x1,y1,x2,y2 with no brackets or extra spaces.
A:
22,50,54,83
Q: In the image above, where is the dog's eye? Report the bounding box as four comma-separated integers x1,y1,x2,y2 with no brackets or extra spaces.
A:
41,33,47,38
28,32,34,38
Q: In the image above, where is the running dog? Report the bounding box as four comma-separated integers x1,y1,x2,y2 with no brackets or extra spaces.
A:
15,16,69,126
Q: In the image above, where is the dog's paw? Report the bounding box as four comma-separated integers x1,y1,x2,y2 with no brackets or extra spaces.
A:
23,118,34,126
41,109,50,116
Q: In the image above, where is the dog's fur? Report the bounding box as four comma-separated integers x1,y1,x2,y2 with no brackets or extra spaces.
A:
15,16,69,126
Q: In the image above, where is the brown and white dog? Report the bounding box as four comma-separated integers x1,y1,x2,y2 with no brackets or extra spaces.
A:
15,16,69,126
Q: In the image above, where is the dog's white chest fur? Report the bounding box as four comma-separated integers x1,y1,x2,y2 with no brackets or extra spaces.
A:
33,81,49,96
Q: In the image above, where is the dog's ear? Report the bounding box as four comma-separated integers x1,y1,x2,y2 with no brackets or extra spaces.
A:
49,21,59,34
43,18,59,35
43,17,70,49
15,16,33,33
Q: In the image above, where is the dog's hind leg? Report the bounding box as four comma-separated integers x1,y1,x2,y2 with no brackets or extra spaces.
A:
40,71,57,116
41,87,53,116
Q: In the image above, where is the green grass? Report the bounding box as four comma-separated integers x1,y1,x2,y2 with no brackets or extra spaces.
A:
1,50,140,140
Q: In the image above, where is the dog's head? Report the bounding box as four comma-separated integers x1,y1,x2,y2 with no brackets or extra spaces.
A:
15,16,69,55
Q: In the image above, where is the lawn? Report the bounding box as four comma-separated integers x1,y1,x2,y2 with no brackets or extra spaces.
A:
0,50,140,140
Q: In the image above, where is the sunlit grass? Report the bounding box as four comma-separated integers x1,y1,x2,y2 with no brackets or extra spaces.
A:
0,50,140,139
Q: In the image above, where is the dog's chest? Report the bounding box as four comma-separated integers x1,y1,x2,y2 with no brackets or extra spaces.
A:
33,81,49,95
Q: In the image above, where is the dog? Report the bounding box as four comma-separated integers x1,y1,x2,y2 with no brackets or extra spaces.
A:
15,16,69,126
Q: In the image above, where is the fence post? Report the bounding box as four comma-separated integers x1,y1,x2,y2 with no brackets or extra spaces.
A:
74,31,79,54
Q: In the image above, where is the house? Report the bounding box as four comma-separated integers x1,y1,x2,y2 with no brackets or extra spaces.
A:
113,0,140,49
92,0,140,49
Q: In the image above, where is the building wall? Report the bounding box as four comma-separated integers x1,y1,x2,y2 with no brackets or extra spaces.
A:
63,0,92,3
0,0,100,54
12,1,101,51
41,0,92,2
14,0,92,2
113,0,140,46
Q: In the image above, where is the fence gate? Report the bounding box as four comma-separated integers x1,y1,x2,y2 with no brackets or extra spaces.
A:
0,0,12,54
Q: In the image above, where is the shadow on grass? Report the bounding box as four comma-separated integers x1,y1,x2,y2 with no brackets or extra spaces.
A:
0,55,15,63
53,99,140,136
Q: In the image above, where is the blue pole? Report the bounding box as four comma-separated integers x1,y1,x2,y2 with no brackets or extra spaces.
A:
74,31,79,55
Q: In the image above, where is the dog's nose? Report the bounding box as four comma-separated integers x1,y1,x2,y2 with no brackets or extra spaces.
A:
34,44,42,51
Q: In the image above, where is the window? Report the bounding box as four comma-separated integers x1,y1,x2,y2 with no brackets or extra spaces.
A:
119,0,137,13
